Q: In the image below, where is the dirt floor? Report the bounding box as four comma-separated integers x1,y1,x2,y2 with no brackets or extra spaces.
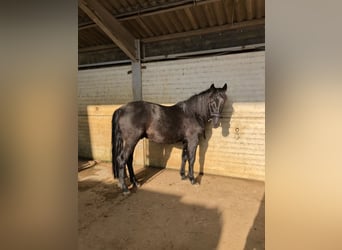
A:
78,160,264,250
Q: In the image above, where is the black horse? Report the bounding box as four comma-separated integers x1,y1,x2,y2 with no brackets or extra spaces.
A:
112,84,227,194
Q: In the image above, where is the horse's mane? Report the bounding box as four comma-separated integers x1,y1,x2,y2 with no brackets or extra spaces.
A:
176,87,212,120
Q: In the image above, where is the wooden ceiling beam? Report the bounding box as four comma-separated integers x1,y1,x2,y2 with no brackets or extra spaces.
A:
142,18,265,43
79,0,137,61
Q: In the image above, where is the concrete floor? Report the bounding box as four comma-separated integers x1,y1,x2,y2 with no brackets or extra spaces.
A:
78,160,264,250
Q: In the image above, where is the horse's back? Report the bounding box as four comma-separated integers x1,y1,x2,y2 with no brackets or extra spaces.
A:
125,101,185,143
147,102,189,143
116,100,201,144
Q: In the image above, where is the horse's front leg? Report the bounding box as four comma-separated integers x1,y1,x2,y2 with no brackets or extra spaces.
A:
180,142,188,180
187,138,199,185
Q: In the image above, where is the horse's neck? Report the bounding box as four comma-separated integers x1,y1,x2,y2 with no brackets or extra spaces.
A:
180,94,210,121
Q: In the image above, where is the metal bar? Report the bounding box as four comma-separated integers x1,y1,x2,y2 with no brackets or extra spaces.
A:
142,19,264,43
78,60,131,69
78,44,117,53
142,43,265,62
78,23,97,30
117,0,220,21
78,43,265,68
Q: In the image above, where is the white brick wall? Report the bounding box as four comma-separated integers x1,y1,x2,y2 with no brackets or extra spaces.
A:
78,65,133,159
78,65,132,115
142,51,265,103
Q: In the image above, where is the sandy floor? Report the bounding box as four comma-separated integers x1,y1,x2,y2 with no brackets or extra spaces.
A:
78,160,264,250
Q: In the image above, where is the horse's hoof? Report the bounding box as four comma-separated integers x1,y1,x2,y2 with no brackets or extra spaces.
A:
122,190,131,196
133,182,141,188
181,175,187,180
189,178,196,185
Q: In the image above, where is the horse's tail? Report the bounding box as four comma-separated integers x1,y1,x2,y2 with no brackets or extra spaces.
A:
112,108,122,179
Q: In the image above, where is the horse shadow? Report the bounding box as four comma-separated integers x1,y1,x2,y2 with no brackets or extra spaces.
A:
134,165,166,187
243,193,265,250
79,178,223,250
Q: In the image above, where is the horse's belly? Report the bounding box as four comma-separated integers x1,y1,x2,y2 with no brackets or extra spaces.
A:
146,130,182,144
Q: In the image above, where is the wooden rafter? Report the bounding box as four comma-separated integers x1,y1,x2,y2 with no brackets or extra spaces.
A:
79,0,137,61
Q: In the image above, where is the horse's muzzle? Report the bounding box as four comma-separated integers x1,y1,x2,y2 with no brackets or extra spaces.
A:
210,113,221,128
212,117,220,128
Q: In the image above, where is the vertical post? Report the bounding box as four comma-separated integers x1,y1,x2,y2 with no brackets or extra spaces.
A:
132,39,142,101
131,39,146,168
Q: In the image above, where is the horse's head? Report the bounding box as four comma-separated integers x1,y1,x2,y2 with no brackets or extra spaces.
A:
208,83,228,128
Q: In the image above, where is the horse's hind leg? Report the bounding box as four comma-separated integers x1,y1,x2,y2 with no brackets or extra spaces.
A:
180,142,188,180
117,149,131,195
118,164,130,195
127,153,140,187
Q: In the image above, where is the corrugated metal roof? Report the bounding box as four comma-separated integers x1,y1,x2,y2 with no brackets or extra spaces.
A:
79,0,264,48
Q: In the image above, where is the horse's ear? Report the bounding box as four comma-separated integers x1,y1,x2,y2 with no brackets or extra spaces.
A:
222,83,227,91
210,83,215,89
